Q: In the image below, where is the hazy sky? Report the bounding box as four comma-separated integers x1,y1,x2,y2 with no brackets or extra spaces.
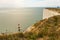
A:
0,0,60,8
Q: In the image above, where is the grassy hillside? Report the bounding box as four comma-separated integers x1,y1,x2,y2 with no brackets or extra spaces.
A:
0,15,60,40
25,15,60,40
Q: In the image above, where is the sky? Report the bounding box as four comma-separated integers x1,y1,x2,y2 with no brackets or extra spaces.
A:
0,0,60,8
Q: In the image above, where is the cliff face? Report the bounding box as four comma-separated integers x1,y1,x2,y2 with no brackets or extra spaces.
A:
43,8,60,19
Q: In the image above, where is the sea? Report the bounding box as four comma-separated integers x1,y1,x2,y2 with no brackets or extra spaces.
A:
0,7,43,33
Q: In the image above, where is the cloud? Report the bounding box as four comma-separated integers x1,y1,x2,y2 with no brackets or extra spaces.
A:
0,0,59,8
0,0,24,8
38,0,59,7
24,0,60,7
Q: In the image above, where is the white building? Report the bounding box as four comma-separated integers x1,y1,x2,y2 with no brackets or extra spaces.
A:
43,8,60,19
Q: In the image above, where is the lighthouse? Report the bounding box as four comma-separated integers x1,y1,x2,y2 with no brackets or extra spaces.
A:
18,24,20,32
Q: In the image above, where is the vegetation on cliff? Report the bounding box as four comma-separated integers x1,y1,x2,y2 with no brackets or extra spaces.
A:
0,15,60,40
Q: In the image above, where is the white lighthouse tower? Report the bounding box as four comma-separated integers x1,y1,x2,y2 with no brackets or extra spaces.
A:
18,24,20,32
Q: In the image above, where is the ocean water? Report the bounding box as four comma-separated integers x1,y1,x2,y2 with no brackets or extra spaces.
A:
0,7,43,33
